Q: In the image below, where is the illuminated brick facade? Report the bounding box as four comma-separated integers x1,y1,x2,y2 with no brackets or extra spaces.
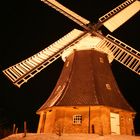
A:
37,50,135,135
37,106,135,135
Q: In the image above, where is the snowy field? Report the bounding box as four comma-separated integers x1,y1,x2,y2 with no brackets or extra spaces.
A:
2,133,140,140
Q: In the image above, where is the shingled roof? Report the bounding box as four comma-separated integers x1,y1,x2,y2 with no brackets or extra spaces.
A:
37,50,134,112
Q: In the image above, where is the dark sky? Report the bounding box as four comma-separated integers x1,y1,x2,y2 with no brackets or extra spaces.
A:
0,0,140,134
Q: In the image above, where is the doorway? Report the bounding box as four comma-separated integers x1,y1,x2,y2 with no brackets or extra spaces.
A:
110,112,120,135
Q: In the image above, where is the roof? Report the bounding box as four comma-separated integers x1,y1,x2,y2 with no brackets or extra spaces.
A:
37,49,134,112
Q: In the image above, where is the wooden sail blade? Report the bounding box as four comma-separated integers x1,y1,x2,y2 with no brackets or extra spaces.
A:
99,0,140,32
96,34,140,75
41,0,90,30
3,29,88,87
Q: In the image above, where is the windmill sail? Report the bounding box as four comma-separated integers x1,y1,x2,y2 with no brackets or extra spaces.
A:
3,29,89,87
3,28,140,87
96,34,140,75
41,0,90,30
2,0,140,88
99,0,140,32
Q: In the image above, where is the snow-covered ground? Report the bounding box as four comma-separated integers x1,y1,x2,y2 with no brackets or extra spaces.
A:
2,133,140,140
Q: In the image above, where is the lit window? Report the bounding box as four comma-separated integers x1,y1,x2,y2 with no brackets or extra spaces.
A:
99,57,104,63
73,115,82,124
66,61,69,67
106,83,111,90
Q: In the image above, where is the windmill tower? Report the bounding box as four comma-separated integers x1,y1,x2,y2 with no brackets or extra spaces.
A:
2,0,140,136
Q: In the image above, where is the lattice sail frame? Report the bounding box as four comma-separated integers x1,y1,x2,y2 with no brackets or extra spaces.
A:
3,29,140,87
99,0,140,32
2,0,140,87
3,29,88,87
96,34,140,74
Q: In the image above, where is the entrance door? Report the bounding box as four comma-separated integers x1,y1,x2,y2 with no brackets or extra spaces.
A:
110,112,120,135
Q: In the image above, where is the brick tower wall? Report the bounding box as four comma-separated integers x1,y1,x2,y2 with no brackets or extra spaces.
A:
37,106,135,135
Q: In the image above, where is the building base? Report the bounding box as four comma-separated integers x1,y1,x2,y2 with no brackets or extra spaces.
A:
37,106,135,135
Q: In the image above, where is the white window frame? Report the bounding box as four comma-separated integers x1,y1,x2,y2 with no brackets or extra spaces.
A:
73,114,82,124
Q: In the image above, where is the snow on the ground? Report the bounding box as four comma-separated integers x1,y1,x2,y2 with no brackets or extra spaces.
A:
2,133,140,140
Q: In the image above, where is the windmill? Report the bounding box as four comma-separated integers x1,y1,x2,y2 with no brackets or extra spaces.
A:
2,0,140,135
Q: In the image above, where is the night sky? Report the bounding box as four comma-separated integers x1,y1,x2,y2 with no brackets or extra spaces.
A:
0,0,140,134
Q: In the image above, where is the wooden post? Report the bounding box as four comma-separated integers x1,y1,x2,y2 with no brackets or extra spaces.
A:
88,106,90,133
23,121,27,137
15,128,18,134
13,123,16,134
